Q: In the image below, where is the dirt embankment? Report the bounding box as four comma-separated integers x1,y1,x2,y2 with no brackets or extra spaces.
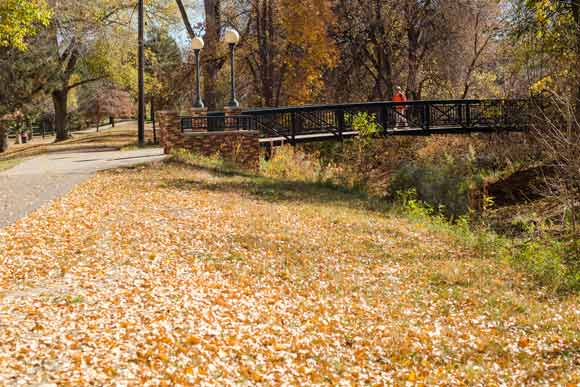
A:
486,165,556,206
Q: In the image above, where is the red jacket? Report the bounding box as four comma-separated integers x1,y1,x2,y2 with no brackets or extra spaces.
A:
392,91,407,110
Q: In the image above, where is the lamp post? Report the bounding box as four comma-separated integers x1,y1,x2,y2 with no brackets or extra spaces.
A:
137,0,145,146
224,29,240,108
191,37,205,109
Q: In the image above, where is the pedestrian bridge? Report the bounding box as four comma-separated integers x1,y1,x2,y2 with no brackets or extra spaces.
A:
180,99,532,147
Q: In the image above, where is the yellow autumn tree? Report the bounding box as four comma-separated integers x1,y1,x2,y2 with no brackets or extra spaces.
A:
0,0,51,50
244,0,337,106
278,0,337,104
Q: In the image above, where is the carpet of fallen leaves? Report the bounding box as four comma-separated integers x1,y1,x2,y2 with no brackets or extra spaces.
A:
1,162,579,386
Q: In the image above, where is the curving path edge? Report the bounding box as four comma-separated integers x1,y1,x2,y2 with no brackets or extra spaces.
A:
0,148,167,228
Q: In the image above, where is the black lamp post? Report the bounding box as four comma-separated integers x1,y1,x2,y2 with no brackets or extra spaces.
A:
224,29,240,108
137,0,145,146
192,37,205,109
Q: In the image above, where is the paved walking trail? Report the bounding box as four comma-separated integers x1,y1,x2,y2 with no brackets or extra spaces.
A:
0,148,166,228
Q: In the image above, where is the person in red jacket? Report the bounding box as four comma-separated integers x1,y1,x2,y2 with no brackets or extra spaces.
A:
392,86,408,127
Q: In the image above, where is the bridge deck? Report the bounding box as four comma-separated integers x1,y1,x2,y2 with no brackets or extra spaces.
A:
257,125,526,145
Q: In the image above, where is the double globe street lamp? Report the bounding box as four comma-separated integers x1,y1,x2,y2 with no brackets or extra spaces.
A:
191,29,240,110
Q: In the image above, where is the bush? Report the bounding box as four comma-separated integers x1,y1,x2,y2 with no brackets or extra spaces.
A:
509,240,580,293
396,189,580,293
261,146,324,182
261,145,350,186
389,154,484,219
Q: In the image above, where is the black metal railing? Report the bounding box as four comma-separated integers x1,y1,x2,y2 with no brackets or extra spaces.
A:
179,99,534,143
243,99,533,139
181,114,258,133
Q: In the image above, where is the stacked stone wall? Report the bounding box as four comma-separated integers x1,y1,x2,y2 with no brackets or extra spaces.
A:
157,111,260,170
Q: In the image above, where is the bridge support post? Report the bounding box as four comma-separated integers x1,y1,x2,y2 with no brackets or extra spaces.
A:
423,104,430,131
158,109,260,170
290,112,298,146
336,110,345,141
379,106,388,131
465,102,472,128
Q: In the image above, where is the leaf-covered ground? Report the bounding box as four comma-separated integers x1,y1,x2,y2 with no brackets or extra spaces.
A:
0,162,579,386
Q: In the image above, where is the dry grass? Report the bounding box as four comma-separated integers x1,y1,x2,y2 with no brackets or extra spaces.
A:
0,161,579,385
0,158,22,172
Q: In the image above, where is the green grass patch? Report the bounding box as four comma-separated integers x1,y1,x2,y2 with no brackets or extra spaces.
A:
392,189,580,293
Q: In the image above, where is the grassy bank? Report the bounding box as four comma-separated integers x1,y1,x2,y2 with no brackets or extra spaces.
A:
175,147,580,293
1,155,579,384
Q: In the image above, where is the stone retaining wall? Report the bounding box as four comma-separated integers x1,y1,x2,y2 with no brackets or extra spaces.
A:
158,111,260,170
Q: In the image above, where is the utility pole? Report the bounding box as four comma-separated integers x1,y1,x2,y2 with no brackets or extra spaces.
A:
137,0,145,146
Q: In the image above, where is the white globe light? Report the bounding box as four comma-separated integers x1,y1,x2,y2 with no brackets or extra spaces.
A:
191,37,204,50
224,29,240,45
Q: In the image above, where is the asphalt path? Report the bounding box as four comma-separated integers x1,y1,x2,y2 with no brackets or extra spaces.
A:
0,148,166,228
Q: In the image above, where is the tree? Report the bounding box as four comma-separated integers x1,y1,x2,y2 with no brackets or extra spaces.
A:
397,0,457,100
145,27,185,111
242,0,337,106
456,1,502,98
42,0,140,140
278,0,337,104
202,0,226,110
0,34,59,118
509,0,580,114
79,86,135,131
330,0,399,101
0,0,51,50
423,0,503,99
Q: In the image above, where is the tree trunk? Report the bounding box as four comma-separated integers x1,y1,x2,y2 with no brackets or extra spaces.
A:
0,124,8,152
407,26,420,101
203,0,222,110
372,0,393,100
254,0,277,107
52,89,69,141
573,1,580,121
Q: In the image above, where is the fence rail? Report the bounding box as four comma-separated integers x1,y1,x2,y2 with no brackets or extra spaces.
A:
1,118,135,141
181,115,258,133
